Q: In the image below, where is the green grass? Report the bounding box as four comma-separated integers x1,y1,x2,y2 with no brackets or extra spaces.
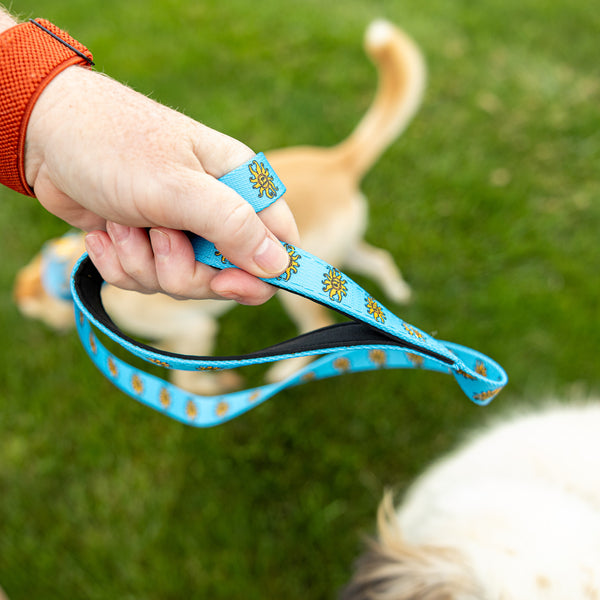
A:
1,0,599,598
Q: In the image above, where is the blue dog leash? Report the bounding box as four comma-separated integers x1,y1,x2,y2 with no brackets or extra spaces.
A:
70,153,508,427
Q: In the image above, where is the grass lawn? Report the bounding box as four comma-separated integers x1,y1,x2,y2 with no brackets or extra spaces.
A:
1,0,599,598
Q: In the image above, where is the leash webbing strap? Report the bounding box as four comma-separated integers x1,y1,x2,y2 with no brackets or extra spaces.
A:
70,154,507,427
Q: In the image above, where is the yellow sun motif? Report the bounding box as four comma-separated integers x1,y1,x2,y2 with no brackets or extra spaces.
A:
78,311,84,326
149,358,170,368
248,392,260,403
333,357,351,372
89,332,97,354
248,160,278,199
216,401,229,418
456,368,475,380
107,357,118,378
278,244,301,281
131,374,144,395
473,388,502,402
322,268,348,302
214,250,231,265
196,365,220,372
475,361,488,377
186,400,198,420
301,372,316,383
159,388,171,409
406,353,424,368
369,349,387,367
403,323,424,339
365,296,386,323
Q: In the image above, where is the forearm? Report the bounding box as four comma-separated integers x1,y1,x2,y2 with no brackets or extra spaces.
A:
0,6,17,33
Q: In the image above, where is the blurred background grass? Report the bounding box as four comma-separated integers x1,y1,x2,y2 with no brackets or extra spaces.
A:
0,0,599,598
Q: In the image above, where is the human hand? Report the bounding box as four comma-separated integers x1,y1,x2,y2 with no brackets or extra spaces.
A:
24,65,298,304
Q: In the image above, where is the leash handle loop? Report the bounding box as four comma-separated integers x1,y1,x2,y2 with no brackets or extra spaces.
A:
70,154,508,426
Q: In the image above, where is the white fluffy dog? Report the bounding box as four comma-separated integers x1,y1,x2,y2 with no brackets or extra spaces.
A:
341,402,600,599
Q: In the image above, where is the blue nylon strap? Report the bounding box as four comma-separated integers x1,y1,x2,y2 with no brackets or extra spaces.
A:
217,151,285,211
69,154,508,427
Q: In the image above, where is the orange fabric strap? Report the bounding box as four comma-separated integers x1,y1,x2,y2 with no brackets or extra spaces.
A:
0,19,93,197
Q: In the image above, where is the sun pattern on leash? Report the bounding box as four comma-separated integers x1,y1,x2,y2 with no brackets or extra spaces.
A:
366,295,386,323
248,159,278,199
278,244,301,281
322,268,348,302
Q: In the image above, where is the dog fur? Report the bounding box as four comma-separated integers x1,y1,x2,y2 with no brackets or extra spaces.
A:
14,19,424,394
340,402,600,599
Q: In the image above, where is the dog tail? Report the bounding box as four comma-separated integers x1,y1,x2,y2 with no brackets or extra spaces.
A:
338,492,482,600
334,20,426,179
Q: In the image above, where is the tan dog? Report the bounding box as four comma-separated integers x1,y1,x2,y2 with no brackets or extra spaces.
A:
14,19,425,394
14,233,240,394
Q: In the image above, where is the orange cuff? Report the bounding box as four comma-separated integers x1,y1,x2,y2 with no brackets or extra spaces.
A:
0,19,93,197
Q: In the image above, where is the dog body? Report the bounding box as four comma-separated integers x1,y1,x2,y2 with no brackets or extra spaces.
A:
14,233,239,394
341,402,600,599
14,19,424,394
269,17,424,315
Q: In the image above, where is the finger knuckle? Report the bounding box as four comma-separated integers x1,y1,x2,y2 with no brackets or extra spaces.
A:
156,270,205,299
159,280,188,298
102,272,139,292
221,202,257,239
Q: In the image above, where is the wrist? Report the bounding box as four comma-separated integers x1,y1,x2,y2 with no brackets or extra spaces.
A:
24,65,92,190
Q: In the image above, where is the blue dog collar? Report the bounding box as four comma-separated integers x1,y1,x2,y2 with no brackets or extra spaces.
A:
41,231,82,301
70,154,508,427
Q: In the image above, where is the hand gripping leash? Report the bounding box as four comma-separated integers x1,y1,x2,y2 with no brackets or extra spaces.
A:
70,154,507,427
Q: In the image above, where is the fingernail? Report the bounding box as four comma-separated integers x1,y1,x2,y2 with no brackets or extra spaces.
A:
254,237,289,276
149,228,171,257
108,222,131,244
215,290,245,303
85,233,105,258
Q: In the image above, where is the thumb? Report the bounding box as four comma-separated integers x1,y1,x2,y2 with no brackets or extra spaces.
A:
171,170,291,278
